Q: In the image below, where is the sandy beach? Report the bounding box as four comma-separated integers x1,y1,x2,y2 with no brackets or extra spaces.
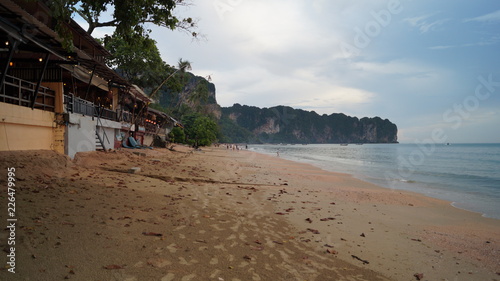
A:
1,147,499,281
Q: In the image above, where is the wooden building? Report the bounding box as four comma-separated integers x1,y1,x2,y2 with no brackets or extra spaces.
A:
0,0,170,157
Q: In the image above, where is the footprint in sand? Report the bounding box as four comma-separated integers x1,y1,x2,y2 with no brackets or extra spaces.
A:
209,269,222,278
214,244,227,251
282,248,295,255
161,273,175,281
166,243,178,253
247,268,262,281
122,276,138,281
179,257,199,265
238,232,248,241
238,261,250,268
147,257,172,268
175,225,187,231
277,250,291,260
230,222,241,232
209,257,218,265
180,273,197,281
210,224,224,231
226,233,237,240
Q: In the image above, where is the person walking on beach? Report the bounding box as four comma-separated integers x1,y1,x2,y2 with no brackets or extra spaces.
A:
277,149,280,157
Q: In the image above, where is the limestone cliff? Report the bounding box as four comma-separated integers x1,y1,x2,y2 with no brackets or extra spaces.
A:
157,73,221,119
219,104,398,144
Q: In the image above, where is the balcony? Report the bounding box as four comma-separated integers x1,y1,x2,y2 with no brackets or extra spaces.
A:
64,94,117,121
0,74,55,112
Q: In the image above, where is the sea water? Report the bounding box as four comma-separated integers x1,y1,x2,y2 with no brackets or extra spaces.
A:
250,143,500,219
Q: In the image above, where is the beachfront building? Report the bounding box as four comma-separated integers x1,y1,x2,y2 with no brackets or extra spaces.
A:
0,0,171,158
145,107,181,147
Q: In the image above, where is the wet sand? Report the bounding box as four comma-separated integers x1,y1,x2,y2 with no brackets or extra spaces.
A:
0,147,499,280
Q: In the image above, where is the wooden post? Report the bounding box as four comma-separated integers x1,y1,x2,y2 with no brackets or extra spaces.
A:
84,64,97,101
31,53,50,109
0,40,19,92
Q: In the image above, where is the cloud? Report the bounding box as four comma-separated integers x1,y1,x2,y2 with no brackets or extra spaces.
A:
76,0,500,142
286,86,376,114
428,45,455,50
352,60,436,76
208,63,376,116
464,10,500,23
429,35,500,50
403,14,450,33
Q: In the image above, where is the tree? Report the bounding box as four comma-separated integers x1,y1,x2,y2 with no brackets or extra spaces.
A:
149,59,192,101
101,34,167,88
73,0,198,38
187,75,211,104
191,116,218,147
182,113,218,147
42,0,198,50
169,127,186,143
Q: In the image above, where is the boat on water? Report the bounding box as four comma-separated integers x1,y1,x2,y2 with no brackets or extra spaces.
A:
340,143,348,146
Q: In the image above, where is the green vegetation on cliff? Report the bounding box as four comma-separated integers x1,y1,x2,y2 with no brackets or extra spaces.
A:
220,104,398,144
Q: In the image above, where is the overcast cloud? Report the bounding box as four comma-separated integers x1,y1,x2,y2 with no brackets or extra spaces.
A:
85,0,500,143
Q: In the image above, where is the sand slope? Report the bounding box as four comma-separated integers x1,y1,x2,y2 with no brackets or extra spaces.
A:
0,147,498,281
1,148,386,280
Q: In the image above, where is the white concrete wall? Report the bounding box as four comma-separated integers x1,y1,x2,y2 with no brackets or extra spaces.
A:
66,114,96,159
66,113,124,158
97,119,121,150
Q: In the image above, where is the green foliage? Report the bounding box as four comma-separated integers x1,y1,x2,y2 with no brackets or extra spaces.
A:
169,127,186,143
149,59,192,101
42,0,197,51
154,73,217,119
102,34,167,88
220,104,398,144
218,116,253,143
148,103,172,115
74,0,197,39
41,0,78,50
181,113,218,147
187,79,210,104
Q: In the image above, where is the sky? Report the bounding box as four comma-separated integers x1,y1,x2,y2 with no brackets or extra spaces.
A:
86,0,500,143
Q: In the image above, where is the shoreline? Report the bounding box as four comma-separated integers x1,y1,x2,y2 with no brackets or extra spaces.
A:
229,147,500,280
249,144,500,221
0,147,498,280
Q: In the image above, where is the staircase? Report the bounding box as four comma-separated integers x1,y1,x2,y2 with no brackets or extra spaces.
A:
94,107,109,151
95,131,104,151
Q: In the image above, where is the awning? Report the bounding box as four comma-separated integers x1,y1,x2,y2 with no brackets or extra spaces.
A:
129,84,152,103
60,64,109,92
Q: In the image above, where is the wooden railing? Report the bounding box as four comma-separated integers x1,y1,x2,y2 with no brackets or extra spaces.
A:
0,74,55,112
64,94,117,121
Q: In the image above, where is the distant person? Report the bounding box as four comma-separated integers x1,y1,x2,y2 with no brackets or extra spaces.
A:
277,149,280,157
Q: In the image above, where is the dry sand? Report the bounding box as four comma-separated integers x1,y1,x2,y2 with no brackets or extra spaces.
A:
0,146,499,281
